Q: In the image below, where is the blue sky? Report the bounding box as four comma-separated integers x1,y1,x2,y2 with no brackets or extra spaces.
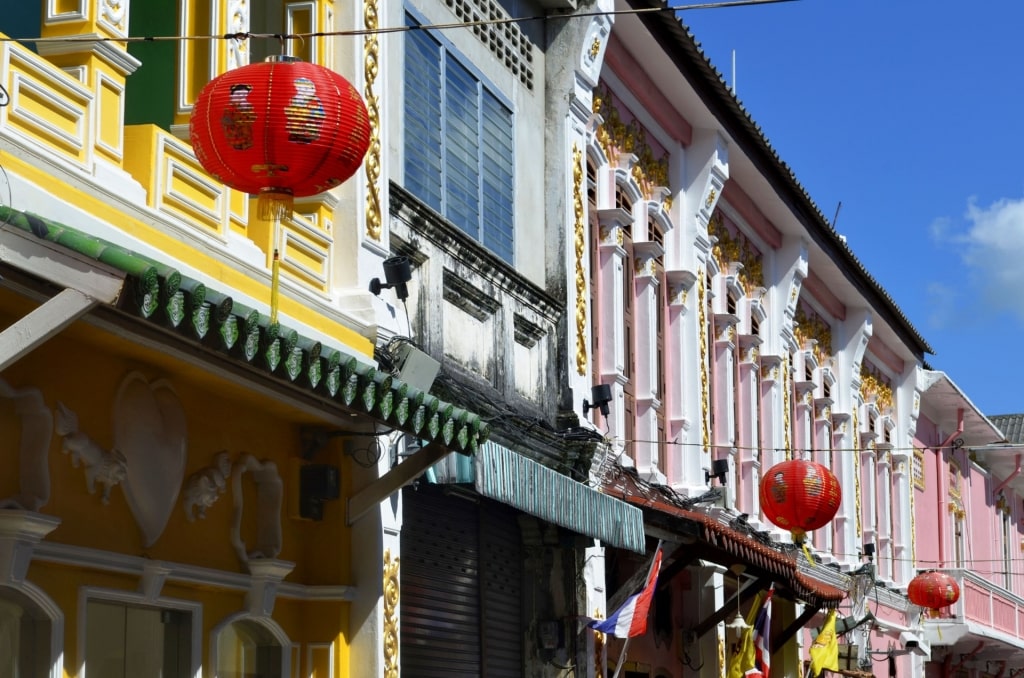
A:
679,0,1024,417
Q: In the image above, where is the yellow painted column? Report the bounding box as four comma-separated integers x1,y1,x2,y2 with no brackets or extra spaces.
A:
36,0,139,170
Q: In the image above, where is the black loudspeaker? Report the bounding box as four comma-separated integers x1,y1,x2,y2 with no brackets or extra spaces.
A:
299,464,340,521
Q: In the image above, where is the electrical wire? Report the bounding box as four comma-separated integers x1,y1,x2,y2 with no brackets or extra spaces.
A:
602,436,971,456
0,0,797,47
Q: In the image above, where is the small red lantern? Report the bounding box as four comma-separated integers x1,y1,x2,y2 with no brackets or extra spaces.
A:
190,55,371,220
760,459,841,543
908,571,960,611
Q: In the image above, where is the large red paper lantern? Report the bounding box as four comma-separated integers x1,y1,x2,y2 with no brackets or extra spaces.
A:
190,55,370,220
760,459,841,543
908,571,960,610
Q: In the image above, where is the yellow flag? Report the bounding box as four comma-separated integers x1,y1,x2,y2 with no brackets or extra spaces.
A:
809,609,840,677
728,590,765,678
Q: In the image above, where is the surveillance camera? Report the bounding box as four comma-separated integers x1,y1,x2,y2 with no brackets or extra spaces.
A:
899,632,929,657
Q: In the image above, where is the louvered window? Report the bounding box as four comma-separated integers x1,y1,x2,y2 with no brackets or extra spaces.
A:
405,15,515,263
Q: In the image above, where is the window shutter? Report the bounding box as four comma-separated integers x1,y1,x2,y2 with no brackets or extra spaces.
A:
444,59,481,239
404,28,444,213
481,93,514,263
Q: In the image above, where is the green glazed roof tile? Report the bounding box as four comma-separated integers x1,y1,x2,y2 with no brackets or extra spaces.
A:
0,206,486,455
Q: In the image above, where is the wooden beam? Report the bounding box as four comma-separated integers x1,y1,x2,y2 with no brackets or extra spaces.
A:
0,225,124,301
347,442,450,525
772,604,820,659
0,288,97,372
689,576,772,640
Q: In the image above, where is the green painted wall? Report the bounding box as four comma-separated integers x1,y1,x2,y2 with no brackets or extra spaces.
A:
125,3,176,129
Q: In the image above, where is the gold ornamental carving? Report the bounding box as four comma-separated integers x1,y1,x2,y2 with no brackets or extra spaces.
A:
383,549,399,678
363,0,383,240
592,85,671,205
708,211,763,294
783,354,791,458
853,410,862,537
699,270,710,454
794,304,832,365
860,366,894,413
590,37,602,59
573,144,588,375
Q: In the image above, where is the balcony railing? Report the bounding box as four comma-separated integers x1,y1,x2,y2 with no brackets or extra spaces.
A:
1,36,338,301
929,569,1024,639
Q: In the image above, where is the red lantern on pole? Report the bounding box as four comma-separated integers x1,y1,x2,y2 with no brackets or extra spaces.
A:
908,571,960,611
759,459,841,543
189,55,371,221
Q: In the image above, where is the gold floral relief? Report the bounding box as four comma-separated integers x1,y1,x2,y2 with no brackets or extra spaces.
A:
783,354,791,458
794,305,833,365
363,0,382,240
593,84,671,204
573,144,588,375
383,549,400,678
853,410,862,537
699,271,710,454
708,211,764,294
860,366,894,413
910,479,916,563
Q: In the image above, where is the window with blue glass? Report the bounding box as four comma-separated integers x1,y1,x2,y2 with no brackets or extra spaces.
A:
404,16,515,263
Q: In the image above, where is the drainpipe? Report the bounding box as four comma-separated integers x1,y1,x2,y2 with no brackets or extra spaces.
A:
935,409,964,569
994,454,1022,496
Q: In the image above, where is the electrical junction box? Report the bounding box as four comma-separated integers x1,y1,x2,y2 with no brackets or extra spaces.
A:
393,342,441,392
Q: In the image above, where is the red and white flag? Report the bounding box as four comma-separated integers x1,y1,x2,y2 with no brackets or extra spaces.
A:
748,585,774,677
589,544,663,638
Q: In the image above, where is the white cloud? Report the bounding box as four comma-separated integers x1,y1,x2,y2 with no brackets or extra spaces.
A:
941,196,1024,323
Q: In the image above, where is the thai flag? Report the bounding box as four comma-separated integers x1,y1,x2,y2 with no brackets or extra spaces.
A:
748,585,774,677
589,545,663,638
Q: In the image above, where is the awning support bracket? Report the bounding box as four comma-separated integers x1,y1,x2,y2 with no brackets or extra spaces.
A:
347,441,449,525
772,604,820,658
689,575,772,640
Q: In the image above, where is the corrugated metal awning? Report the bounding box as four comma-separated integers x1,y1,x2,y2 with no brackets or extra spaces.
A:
472,442,646,554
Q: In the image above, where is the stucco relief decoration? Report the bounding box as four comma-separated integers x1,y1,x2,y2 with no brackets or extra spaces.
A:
231,454,284,568
573,144,588,375
383,549,400,678
183,451,233,521
859,364,894,414
100,0,128,36
708,211,764,295
55,401,127,506
698,270,710,454
226,0,251,71
363,0,383,240
783,355,792,457
579,16,609,85
793,304,832,366
114,372,188,547
592,85,671,208
0,381,53,512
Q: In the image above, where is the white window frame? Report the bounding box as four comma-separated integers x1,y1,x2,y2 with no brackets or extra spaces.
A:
0,581,64,678
77,587,202,678
209,612,293,678
403,8,515,263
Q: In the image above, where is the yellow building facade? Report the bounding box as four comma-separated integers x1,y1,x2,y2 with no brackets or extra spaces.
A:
0,1,487,676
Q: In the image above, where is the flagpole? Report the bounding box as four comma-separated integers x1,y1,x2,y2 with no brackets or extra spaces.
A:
610,540,663,678
611,636,632,678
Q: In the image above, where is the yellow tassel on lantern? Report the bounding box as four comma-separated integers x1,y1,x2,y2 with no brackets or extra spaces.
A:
258,188,294,222
270,249,281,324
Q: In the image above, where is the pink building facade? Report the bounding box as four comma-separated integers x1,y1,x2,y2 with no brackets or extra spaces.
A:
571,2,1024,676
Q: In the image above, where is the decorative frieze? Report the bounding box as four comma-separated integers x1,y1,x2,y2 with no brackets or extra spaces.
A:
708,211,763,295
592,84,670,204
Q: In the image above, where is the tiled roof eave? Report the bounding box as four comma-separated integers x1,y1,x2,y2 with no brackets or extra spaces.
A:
0,206,489,455
625,0,933,358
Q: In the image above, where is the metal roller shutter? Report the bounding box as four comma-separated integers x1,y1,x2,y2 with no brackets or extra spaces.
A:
401,487,523,677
